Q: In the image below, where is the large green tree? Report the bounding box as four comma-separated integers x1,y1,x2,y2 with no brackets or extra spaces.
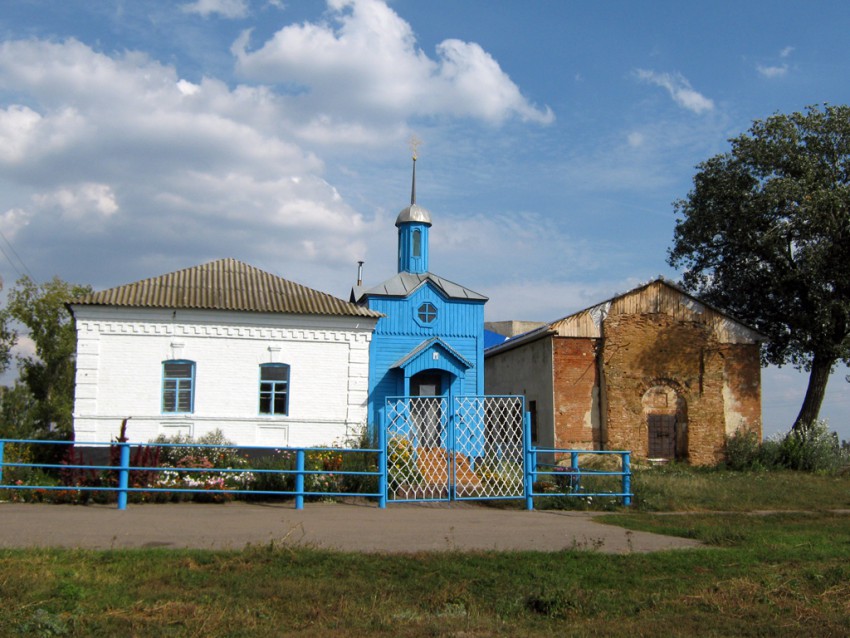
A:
0,275,92,438
668,104,850,432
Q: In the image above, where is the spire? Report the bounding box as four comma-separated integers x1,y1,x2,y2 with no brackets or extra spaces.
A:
409,134,420,205
395,136,430,273
395,135,431,228
410,155,416,205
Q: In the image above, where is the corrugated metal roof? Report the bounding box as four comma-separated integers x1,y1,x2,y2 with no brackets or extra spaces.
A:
71,258,383,318
485,277,765,356
352,271,487,302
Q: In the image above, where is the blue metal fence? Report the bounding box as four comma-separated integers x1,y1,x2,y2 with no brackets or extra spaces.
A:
522,411,632,508
524,448,632,509
0,419,633,510
0,436,387,510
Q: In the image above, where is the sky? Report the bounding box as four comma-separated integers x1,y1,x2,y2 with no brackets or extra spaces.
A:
0,0,848,440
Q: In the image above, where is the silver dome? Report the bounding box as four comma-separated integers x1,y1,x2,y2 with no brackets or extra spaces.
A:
395,203,432,227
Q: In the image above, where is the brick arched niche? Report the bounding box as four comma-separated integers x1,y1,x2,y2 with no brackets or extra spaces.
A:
641,384,688,461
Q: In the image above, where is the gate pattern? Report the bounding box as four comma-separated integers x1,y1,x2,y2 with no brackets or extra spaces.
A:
385,395,525,502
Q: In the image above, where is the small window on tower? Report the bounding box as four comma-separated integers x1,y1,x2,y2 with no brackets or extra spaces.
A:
417,302,437,323
412,229,422,257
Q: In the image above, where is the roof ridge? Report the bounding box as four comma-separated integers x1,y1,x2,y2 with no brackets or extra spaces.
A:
71,258,382,318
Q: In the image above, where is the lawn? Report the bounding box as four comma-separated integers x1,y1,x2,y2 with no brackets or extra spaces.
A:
2,468,850,637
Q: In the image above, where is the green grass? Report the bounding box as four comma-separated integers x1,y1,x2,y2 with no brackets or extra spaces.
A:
3,468,850,636
631,465,850,511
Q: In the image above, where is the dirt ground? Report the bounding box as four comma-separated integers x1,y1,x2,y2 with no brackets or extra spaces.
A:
0,501,702,553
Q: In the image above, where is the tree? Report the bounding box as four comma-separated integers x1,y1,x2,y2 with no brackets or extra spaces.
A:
669,104,850,432
0,275,92,438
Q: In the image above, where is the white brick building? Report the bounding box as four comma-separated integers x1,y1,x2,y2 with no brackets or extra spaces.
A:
69,259,381,446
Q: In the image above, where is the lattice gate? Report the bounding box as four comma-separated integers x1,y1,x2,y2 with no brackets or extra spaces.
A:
385,395,526,502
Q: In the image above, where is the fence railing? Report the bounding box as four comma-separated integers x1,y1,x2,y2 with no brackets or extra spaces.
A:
0,438,386,510
0,433,633,510
525,447,632,508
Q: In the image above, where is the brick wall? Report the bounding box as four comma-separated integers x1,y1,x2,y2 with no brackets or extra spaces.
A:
552,337,599,449
600,313,759,465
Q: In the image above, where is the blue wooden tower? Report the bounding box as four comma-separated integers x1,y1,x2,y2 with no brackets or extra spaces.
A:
351,155,487,439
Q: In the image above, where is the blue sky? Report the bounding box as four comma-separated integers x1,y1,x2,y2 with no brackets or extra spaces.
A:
0,0,848,439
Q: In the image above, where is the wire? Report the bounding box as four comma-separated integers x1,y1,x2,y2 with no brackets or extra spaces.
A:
0,228,35,282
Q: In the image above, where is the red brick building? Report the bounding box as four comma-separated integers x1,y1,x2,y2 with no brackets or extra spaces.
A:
484,279,763,465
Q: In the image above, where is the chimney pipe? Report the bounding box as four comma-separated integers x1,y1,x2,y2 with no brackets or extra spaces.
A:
357,260,364,287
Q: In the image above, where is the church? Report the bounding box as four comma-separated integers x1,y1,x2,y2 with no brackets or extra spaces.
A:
69,156,761,464
350,156,487,440
69,156,487,447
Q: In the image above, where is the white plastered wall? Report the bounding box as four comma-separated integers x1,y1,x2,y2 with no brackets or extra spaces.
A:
70,306,376,447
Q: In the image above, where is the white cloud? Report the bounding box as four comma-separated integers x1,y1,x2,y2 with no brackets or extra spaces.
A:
0,208,31,240
634,69,714,114
0,2,554,300
33,183,119,220
757,64,788,79
627,131,645,148
232,0,553,133
181,0,250,19
0,36,370,287
757,47,794,79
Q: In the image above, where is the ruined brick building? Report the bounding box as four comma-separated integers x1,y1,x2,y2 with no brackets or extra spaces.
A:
484,279,763,465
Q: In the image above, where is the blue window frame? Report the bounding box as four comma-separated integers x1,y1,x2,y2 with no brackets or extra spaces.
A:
162,360,195,413
412,229,422,257
260,363,289,415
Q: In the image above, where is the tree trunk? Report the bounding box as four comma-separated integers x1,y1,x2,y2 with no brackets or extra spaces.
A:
792,351,835,431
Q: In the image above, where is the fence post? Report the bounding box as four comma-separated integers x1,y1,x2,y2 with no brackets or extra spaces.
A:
448,398,455,501
524,411,534,511
117,442,130,511
0,440,5,484
378,411,387,509
295,449,305,510
622,452,632,506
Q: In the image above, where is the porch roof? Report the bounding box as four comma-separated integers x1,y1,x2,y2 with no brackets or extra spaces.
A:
390,337,474,371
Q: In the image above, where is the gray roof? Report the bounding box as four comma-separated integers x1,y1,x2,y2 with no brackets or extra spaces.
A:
351,271,487,303
72,258,382,318
390,337,474,370
395,203,432,227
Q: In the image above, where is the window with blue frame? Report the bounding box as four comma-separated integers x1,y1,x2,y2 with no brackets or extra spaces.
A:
417,301,437,323
412,229,422,257
260,363,290,415
162,360,195,413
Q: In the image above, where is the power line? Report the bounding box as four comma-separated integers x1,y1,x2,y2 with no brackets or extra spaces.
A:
0,228,35,282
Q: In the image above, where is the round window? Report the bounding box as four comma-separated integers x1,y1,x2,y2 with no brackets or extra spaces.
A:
417,302,437,323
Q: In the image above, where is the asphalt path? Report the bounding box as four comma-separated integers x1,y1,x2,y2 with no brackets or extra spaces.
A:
0,501,702,553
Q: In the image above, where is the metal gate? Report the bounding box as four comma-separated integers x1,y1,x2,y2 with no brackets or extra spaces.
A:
385,395,526,502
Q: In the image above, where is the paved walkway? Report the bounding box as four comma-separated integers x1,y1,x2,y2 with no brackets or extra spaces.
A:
0,501,702,553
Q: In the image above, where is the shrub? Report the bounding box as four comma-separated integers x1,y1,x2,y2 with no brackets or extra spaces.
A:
248,451,295,496
149,429,250,501
723,429,764,471
778,421,847,473
723,421,849,474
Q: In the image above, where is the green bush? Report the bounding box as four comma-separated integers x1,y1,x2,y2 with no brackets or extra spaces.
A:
723,429,766,470
248,451,295,496
723,421,849,473
778,421,847,472
149,429,250,501
151,429,245,469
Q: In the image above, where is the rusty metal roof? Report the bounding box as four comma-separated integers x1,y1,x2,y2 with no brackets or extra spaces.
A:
72,258,383,318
